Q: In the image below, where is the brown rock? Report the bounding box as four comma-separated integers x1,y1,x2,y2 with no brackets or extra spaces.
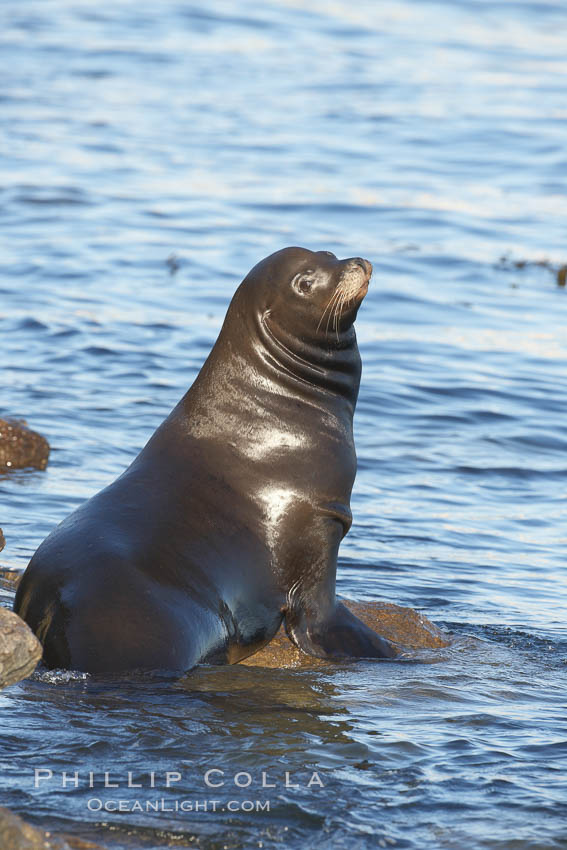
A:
0,567,21,587
241,599,450,668
0,607,42,688
0,806,71,850
0,419,50,472
59,837,105,850
346,600,449,648
0,808,106,850
0,528,5,552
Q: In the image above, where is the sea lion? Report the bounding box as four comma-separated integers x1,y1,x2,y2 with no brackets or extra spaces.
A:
14,247,398,673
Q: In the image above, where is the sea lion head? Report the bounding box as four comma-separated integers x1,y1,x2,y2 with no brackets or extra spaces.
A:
239,247,373,345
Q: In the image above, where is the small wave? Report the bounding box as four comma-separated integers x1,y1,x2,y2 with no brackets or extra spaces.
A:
32,668,90,684
444,623,567,655
12,186,94,207
455,464,567,480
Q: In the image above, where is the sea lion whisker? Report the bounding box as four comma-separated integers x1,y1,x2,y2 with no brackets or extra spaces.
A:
330,289,346,338
318,287,343,334
334,291,347,340
324,288,344,337
330,291,341,339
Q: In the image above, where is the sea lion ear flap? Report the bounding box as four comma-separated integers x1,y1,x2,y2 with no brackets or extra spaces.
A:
291,271,314,296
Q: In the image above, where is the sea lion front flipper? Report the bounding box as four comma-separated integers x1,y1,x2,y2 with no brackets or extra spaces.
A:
286,600,398,660
282,514,398,660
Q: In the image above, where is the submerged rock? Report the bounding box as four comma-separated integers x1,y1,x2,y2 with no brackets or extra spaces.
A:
0,566,20,587
242,600,450,668
0,807,104,849
0,608,42,688
0,806,70,849
0,418,50,472
346,600,449,649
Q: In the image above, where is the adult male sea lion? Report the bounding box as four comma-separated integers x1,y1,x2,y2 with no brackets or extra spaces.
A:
14,248,398,673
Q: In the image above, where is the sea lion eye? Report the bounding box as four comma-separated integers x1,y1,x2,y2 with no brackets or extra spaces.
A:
292,272,314,295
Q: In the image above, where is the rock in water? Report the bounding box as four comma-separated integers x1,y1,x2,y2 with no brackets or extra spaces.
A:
0,419,50,472
0,807,104,849
0,608,43,688
0,807,71,849
0,529,5,552
346,600,449,649
242,600,450,668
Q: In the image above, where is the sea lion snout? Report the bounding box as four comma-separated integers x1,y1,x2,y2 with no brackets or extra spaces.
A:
337,257,373,302
348,257,373,280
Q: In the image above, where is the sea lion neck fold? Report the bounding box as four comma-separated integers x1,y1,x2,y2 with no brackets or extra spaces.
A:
255,309,361,405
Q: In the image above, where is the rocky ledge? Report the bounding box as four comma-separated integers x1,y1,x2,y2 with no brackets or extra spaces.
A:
0,806,104,849
0,607,42,689
0,418,50,472
0,807,71,850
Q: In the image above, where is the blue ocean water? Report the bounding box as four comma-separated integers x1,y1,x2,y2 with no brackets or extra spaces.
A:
1,1,566,848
